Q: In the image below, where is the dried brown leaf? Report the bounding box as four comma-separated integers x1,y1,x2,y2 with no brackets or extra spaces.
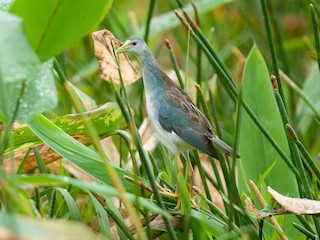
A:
259,187,320,218
92,29,141,85
248,182,288,240
4,144,61,174
244,195,260,215
3,135,89,174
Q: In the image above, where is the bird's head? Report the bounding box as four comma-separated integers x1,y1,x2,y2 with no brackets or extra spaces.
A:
116,38,147,57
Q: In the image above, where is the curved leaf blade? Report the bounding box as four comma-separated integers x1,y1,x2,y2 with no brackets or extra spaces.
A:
55,188,81,222
7,102,122,153
26,114,147,193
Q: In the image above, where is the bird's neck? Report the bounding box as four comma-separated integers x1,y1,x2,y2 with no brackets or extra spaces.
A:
139,52,166,92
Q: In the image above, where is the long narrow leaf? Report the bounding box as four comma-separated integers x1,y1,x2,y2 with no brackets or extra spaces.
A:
55,188,81,222
88,192,112,238
27,114,140,190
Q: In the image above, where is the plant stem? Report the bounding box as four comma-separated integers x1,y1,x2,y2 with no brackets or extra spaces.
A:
165,39,184,89
286,123,320,183
144,0,156,43
280,70,320,119
293,222,318,240
184,25,191,90
260,0,286,107
310,4,320,73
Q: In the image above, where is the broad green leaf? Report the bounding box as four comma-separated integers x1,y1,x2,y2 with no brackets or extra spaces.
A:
0,212,109,240
0,12,57,123
238,45,300,238
0,11,38,83
16,60,57,122
140,0,233,38
6,102,122,154
10,0,112,61
238,45,297,194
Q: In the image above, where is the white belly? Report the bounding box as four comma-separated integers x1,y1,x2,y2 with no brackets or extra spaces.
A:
146,95,193,154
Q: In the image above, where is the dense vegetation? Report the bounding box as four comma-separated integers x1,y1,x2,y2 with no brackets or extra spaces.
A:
1,0,320,239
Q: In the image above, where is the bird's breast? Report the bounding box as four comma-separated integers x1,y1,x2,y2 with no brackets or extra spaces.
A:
145,95,193,154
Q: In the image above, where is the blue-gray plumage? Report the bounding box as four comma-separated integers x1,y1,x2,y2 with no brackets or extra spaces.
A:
116,38,237,159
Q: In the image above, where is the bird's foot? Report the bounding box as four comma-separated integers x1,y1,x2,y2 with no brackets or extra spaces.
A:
168,190,199,210
149,182,183,210
150,182,177,202
148,182,200,210
191,197,199,209
186,183,200,209
155,182,200,210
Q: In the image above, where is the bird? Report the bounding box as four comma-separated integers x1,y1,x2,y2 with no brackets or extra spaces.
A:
116,37,238,209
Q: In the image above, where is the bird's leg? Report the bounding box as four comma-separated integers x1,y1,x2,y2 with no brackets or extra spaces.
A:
184,152,199,209
152,156,183,210
185,152,194,195
143,153,199,210
170,155,184,210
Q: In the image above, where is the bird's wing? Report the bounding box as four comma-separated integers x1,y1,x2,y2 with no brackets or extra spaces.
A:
158,104,217,157
160,72,215,135
158,71,235,157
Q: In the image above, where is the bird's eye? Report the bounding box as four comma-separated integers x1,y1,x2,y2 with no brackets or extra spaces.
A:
132,41,137,46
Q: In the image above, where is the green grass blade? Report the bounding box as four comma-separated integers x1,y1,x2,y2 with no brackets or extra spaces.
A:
259,0,285,104
55,187,81,222
104,196,128,240
105,207,135,240
33,147,46,173
88,192,112,238
144,0,156,43
16,148,31,174
310,4,320,73
49,189,56,219
165,39,185,89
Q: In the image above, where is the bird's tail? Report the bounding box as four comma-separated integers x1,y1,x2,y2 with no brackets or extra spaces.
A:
210,135,240,158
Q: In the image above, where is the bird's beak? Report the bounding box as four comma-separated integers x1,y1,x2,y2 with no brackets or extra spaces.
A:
116,40,130,54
